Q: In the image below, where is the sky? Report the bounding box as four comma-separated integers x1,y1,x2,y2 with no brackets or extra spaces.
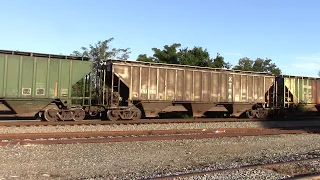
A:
1,0,320,77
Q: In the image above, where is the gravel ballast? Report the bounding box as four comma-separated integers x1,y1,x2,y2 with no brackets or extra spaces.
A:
174,168,290,180
173,160,320,180
0,133,319,179
0,120,319,134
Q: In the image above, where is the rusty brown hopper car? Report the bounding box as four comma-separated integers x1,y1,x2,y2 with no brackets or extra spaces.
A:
104,59,275,119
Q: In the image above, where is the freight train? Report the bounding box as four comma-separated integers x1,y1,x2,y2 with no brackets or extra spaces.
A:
0,49,319,121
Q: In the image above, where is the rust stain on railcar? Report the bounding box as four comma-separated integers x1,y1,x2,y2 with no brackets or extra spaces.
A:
176,70,184,101
202,72,210,101
234,74,241,102
149,68,157,100
184,70,192,101
193,71,201,101
140,67,148,100
241,75,248,102
132,66,139,99
158,68,166,101
166,69,175,101
211,73,219,102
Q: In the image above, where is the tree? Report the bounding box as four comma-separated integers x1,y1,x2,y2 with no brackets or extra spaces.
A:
71,38,131,104
179,46,212,67
137,43,231,69
211,53,232,69
233,57,281,75
137,54,155,62
233,57,254,71
72,38,131,68
138,43,182,64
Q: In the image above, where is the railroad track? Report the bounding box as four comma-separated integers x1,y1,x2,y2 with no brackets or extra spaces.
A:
151,157,320,180
0,116,319,127
1,127,319,146
0,118,265,127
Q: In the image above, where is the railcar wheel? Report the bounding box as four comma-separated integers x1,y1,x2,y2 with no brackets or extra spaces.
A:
131,108,142,120
44,108,59,121
60,111,73,121
246,110,256,119
256,109,268,119
89,111,99,117
107,110,119,121
73,108,85,121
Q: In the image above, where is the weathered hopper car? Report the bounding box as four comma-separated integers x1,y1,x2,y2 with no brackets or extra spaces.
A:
0,49,93,121
104,59,275,120
274,75,320,116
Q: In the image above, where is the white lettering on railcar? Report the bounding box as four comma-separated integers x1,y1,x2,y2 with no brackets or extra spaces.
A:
141,89,147,94
149,89,156,94
36,83,45,88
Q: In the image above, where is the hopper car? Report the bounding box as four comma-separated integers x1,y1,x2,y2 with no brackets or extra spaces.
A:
0,49,93,121
103,60,275,120
0,49,319,121
271,75,320,117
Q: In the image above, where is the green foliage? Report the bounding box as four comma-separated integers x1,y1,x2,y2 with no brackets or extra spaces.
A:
152,43,182,64
233,57,281,75
137,43,282,75
137,43,232,69
137,54,155,62
211,53,232,69
72,38,131,68
71,38,131,104
233,57,254,71
71,75,93,104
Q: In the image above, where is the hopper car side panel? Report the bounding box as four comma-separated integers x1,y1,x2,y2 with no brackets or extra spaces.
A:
0,50,93,121
105,60,275,119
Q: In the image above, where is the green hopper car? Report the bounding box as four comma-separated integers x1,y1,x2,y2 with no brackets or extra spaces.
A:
274,75,320,116
0,49,93,121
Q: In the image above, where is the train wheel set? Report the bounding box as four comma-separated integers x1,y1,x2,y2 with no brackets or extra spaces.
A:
41,108,85,121
106,108,142,121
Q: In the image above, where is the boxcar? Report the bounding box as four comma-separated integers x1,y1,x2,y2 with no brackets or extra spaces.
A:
103,59,275,120
274,75,320,116
0,49,93,121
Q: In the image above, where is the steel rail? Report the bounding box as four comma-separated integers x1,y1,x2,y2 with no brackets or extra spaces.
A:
150,157,320,180
0,127,318,146
0,116,319,127
0,118,264,127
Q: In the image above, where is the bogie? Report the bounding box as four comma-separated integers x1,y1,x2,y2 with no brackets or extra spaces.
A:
41,108,86,121
106,107,142,121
